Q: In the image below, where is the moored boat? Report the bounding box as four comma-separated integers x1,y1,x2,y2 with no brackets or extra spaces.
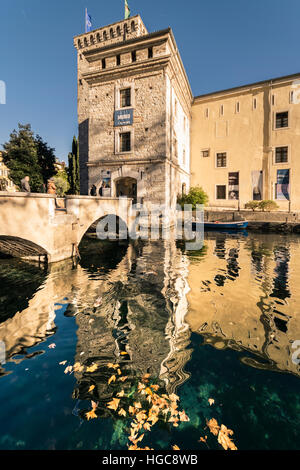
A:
192,220,248,231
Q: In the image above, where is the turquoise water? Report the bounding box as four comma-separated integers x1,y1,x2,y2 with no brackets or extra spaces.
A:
0,233,299,450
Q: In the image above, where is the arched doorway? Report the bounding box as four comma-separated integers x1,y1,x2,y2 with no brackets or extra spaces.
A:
115,177,137,203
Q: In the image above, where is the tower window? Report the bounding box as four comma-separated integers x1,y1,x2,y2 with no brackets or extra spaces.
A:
236,102,240,113
120,132,131,152
216,185,226,200
131,21,135,32
116,54,121,66
148,47,153,59
253,98,257,109
102,58,106,69
120,88,131,107
131,51,137,62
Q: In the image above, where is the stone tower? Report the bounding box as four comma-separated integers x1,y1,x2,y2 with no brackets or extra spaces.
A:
74,15,192,213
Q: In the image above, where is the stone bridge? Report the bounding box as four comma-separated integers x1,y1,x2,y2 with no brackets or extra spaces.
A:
0,193,134,263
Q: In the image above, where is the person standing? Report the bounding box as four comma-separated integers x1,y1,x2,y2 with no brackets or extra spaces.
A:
20,176,31,193
47,178,56,194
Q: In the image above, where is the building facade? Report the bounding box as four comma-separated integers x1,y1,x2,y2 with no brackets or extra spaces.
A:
74,15,191,216
191,74,300,211
74,16,300,212
0,152,17,192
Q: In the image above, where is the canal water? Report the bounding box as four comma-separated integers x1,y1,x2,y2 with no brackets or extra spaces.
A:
0,232,299,450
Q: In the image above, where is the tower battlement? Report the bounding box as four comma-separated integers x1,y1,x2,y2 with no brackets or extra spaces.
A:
74,15,148,51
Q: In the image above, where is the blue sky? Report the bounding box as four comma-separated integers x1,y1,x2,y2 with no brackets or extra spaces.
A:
0,0,299,162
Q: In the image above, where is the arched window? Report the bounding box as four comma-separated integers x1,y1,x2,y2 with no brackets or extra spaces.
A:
117,26,121,36
96,33,101,42
110,28,114,38
90,35,94,44
77,39,81,49
103,30,108,40
131,21,135,32
124,24,128,33
84,37,88,47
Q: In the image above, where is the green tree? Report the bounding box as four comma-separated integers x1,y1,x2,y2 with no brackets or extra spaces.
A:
53,173,70,197
2,123,43,192
35,134,56,185
68,136,80,195
177,186,209,210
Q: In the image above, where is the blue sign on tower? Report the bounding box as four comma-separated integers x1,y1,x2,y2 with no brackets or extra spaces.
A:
114,109,134,127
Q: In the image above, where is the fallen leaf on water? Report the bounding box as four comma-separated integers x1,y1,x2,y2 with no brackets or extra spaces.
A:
134,402,142,409
143,422,152,431
120,352,128,356
119,376,128,382
179,411,189,422
73,362,84,372
88,385,95,392
108,375,116,385
91,401,98,410
118,408,126,417
86,409,97,420
208,398,215,406
218,424,238,451
86,364,98,373
107,363,120,369
199,436,207,443
117,369,122,376
173,445,180,450
107,398,120,411
64,365,73,374
129,406,136,415
169,393,180,402
48,343,56,349
59,361,67,365
206,418,220,436
117,390,125,397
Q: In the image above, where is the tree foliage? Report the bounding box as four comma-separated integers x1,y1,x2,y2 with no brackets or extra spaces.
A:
2,123,57,192
68,136,80,195
177,186,209,210
53,173,70,197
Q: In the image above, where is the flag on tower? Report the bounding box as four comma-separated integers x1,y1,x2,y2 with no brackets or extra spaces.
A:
125,0,131,19
85,9,92,33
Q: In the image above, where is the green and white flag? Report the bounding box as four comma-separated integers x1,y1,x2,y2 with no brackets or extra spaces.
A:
125,0,131,19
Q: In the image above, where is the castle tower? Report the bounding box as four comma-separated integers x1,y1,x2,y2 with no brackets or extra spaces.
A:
74,15,192,213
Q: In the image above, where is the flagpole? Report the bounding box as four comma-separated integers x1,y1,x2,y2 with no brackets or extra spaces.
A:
85,8,87,33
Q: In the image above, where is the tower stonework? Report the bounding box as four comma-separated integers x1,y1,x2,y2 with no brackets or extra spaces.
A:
74,15,192,214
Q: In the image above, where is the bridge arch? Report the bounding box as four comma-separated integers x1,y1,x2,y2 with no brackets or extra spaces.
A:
0,235,49,260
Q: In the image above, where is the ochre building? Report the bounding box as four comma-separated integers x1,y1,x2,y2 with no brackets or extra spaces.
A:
74,16,300,211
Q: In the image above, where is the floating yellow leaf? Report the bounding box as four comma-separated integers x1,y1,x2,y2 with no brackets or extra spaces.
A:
119,376,128,382
118,408,127,417
86,364,98,373
107,363,120,369
179,411,189,422
117,390,125,397
91,400,98,410
144,387,153,396
107,398,120,411
120,352,128,356
206,418,220,436
88,385,95,392
208,398,215,406
142,373,150,382
48,343,56,349
129,406,136,415
173,445,180,450
86,409,97,420
59,361,67,365
217,424,238,451
150,384,159,392
108,375,116,385
169,393,180,402
143,422,152,431
134,402,142,409
64,365,73,374
117,369,122,376
73,362,84,372
199,436,207,443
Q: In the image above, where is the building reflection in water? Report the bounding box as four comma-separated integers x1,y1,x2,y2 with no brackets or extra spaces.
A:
0,231,299,401
186,232,300,377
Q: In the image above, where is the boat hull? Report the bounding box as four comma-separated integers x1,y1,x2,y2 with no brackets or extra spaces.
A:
192,221,248,231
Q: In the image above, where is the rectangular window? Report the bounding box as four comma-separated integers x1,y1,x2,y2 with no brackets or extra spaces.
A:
120,88,131,108
202,149,210,158
276,111,289,128
253,98,257,109
276,169,290,200
148,47,153,59
290,91,294,103
120,132,131,152
116,55,121,66
102,58,106,69
183,149,186,165
216,185,226,200
205,108,209,118
236,102,240,113
272,95,275,106
275,146,288,163
228,172,239,200
220,105,224,116
131,51,136,62
216,152,227,168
